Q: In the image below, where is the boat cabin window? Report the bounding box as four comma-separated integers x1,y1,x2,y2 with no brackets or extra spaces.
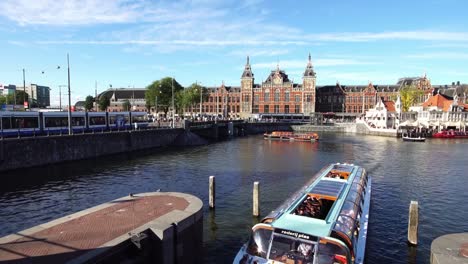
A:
246,226,272,258
317,240,350,264
268,234,316,263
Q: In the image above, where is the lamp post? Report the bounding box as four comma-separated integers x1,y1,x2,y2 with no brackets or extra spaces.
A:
23,68,26,110
58,85,67,111
199,84,203,118
67,53,72,135
171,77,175,128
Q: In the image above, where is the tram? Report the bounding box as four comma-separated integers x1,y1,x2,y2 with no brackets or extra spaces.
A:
0,111,149,136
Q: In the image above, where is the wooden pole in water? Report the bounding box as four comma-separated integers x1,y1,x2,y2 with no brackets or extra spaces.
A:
253,181,260,216
209,176,215,209
408,200,419,245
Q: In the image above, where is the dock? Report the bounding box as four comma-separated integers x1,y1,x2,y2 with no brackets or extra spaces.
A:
0,192,203,264
431,233,468,264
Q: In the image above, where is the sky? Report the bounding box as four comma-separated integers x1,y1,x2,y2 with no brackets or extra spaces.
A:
1,0,468,106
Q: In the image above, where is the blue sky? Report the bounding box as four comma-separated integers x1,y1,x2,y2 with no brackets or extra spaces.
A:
1,0,468,106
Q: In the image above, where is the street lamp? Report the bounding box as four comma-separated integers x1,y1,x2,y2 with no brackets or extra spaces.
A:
67,53,72,135
58,85,67,110
171,77,175,128
199,84,203,118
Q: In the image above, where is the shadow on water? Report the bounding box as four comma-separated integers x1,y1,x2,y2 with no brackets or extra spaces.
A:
0,146,195,193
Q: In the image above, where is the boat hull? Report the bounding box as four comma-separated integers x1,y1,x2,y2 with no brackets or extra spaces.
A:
264,131,319,142
402,136,426,142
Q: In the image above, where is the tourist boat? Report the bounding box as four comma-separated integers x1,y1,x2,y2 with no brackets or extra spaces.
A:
433,130,468,139
234,163,371,264
264,131,319,142
402,135,426,142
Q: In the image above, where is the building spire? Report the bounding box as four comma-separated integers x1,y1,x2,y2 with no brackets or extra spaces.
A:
303,52,316,78
241,55,253,78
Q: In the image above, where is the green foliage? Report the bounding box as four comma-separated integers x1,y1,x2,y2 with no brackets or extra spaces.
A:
84,96,94,111
122,99,131,111
399,85,424,112
145,77,184,114
98,95,110,111
15,91,28,104
0,95,6,105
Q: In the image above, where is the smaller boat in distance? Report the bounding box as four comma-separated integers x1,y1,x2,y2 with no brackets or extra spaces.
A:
433,130,468,139
402,134,426,142
264,131,319,142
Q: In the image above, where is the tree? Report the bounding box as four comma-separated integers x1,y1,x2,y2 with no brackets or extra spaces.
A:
84,96,94,111
145,77,184,116
400,85,424,112
98,95,110,111
182,83,205,115
15,91,28,104
122,99,131,111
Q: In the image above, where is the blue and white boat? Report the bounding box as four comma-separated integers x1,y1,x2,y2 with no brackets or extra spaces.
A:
234,163,371,264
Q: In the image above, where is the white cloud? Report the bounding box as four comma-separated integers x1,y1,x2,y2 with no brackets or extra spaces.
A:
307,31,468,42
253,58,377,69
405,52,468,59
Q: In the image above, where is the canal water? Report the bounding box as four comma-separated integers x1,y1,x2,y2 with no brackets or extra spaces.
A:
1,133,467,263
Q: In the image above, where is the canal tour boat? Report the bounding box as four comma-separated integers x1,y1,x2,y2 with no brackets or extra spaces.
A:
264,131,319,142
234,163,371,264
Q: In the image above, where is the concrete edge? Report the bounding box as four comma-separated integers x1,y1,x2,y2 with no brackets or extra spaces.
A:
0,192,201,245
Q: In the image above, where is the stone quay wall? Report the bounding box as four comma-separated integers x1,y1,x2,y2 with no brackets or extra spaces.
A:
0,129,184,172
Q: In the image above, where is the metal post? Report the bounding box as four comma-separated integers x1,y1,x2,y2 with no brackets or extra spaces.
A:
253,181,260,216
67,53,72,135
23,68,26,109
155,96,157,116
209,176,215,209
200,84,202,118
172,77,175,128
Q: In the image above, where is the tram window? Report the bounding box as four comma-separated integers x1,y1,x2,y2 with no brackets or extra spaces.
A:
2,117,12,129
89,116,106,125
132,115,147,123
45,117,68,127
72,117,85,126
12,117,39,129
246,228,272,258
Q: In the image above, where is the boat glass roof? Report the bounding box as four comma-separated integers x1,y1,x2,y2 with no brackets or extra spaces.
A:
310,180,345,197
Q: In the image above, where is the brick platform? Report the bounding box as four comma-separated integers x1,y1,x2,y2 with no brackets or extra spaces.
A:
0,192,202,263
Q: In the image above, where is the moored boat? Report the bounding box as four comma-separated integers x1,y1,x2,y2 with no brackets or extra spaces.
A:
264,131,319,142
402,135,426,142
433,130,468,139
234,163,371,264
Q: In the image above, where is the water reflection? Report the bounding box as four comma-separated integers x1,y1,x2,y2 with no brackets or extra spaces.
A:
1,133,468,264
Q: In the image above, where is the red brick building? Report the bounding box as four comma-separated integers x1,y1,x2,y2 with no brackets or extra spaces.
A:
238,54,316,118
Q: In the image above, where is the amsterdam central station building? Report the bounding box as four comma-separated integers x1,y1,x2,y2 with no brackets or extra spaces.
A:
201,54,433,119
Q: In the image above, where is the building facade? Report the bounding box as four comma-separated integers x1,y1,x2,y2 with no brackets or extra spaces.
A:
238,54,316,118
97,88,147,112
18,84,51,107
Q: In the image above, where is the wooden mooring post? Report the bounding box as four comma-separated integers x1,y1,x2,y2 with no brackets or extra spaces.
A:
408,200,419,245
253,181,260,216
209,176,215,209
